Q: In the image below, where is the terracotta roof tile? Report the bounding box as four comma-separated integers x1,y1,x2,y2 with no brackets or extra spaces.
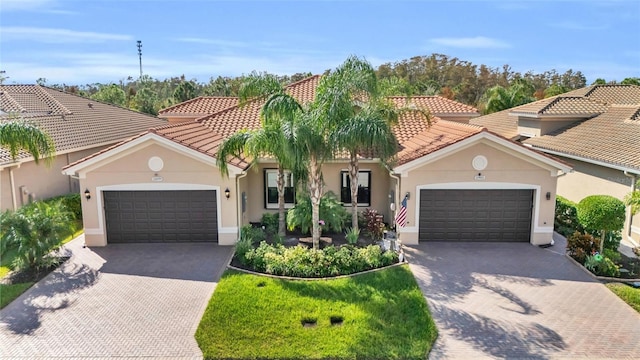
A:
1,85,166,164
524,105,640,171
158,96,238,116
584,85,640,105
388,96,478,115
396,120,484,165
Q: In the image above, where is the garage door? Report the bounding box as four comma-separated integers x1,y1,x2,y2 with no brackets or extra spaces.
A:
419,189,533,242
104,190,218,243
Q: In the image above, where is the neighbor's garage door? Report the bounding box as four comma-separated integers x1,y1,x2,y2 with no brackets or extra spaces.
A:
419,189,533,242
104,190,218,243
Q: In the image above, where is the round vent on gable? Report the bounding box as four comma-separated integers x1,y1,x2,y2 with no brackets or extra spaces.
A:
472,155,488,171
148,156,164,172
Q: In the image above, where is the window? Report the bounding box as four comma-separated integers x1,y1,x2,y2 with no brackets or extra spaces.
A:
340,170,371,206
264,169,295,209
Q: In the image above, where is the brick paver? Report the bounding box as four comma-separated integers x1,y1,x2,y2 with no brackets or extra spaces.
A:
406,236,640,359
0,235,233,359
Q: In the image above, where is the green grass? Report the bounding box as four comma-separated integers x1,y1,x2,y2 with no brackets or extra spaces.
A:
196,265,437,360
0,283,34,309
606,283,640,313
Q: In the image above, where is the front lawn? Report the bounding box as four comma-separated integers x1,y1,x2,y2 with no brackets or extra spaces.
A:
196,265,437,359
606,283,640,313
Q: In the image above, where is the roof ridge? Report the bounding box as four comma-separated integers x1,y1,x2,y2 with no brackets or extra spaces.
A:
159,96,209,113
37,85,72,115
0,89,26,113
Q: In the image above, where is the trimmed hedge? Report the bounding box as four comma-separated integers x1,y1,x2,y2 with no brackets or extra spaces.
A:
554,196,583,237
238,242,399,278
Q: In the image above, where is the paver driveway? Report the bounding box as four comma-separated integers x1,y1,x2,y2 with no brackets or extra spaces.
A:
406,236,640,359
0,235,233,359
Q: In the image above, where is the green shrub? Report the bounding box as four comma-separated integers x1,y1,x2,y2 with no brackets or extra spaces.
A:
286,192,348,234
554,196,583,237
577,195,625,252
260,212,280,235
345,227,360,244
5,201,74,273
242,242,398,277
602,248,622,263
362,208,385,241
566,231,599,263
584,254,620,277
239,225,265,244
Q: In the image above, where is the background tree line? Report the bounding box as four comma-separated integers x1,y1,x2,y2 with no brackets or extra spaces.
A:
11,53,639,116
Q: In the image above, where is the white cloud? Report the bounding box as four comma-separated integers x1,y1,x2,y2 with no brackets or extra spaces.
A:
0,27,132,43
172,37,249,48
1,0,53,11
429,36,510,49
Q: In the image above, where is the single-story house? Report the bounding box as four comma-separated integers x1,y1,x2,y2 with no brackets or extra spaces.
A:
63,76,571,247
0,85,167,211
471,84,640,244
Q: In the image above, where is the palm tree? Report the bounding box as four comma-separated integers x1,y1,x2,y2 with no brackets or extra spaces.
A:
0,117,55,164
626,180,640,216
481,81,536,114
217,73,300,237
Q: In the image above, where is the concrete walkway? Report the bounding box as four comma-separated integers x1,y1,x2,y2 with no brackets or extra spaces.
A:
0,235,233,359
406,237,640,359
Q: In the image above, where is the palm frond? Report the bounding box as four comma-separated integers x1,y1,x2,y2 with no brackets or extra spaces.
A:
0,118,55,165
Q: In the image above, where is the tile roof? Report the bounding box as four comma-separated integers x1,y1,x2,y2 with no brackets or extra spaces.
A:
395,119,484,165
157,96,238,116
388,96,478,115
470,84,640,172
65,75,484,170
0,85,166,164
524,105,640,171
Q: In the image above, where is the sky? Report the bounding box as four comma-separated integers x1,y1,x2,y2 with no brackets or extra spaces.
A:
0,0,639,85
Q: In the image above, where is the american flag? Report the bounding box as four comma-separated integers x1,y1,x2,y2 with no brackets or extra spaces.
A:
395,195,408,227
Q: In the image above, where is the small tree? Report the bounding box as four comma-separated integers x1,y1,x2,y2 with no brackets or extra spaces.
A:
625,180,640,216
577,195,625,254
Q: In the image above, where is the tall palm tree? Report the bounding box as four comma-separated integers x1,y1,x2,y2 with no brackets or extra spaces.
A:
217,73,300,236
481,81,536,114
0,117,55,164
323,56,432,231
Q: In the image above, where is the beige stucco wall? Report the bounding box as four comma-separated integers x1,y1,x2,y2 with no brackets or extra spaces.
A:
78,141,239,246
554,156,639,244
244,162,393,225
396,141,560,245
0,147,109,211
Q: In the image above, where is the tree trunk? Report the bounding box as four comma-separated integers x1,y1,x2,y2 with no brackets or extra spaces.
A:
277,167,286,237
308,155,322,249
600,231,605,254
349,152,359,230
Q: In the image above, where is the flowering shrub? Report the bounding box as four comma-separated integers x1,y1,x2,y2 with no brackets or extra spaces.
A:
238,242,398,278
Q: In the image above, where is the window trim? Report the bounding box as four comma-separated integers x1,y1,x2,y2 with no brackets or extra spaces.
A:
340,170,371,207
264,169,295,209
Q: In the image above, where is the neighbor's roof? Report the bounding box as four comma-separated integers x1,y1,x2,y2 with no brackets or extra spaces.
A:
64,75,486,170
470,84,640,172
525,105,640,171
0,85,166,165
157,96,238,117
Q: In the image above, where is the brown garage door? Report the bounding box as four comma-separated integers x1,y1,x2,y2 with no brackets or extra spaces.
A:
104,190,218,243
419,189,533,242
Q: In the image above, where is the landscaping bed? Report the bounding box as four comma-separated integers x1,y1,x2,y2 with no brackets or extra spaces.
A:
196,266,437,359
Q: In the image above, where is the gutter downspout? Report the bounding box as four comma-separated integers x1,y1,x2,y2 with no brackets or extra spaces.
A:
386,165,401,227
235,171,248,241
624,171,638,242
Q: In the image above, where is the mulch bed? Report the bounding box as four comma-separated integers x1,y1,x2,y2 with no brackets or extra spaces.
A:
616,253,640,279
0,256,70,285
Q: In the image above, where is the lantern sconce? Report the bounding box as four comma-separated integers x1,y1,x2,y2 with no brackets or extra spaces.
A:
224,188,231,199
546,192,551,200
84,189,91,201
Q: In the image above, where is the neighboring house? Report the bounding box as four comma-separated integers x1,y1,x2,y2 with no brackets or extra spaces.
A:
0,85,167,211
158,96,238,123
63,76,571,247
471,84,640,244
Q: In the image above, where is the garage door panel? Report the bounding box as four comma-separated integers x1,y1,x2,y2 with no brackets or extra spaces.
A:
419,189,532,242
104,190,218,243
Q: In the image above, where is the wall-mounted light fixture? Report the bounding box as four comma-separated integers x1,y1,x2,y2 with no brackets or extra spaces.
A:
546,192,551,200
84,189,91,201
224,188,230,199
405,192,410,200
